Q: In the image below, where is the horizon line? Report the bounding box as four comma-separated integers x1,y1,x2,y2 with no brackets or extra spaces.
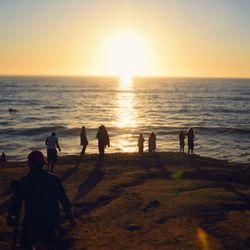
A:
0,74,250,80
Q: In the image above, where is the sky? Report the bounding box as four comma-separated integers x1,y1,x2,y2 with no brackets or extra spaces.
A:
0,0,250,78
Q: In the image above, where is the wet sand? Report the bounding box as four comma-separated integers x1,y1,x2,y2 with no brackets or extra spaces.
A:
0,152,250,249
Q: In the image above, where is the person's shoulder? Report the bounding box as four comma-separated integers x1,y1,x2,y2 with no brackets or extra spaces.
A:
17,174,32,187
46,171,59,179
46,172,61,183
20,173,32,182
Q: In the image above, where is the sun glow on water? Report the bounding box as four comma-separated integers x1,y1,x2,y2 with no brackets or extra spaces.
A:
119,74,133,89
116,89,137,128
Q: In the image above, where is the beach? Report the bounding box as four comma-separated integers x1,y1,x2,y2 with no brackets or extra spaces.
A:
1,152,250,250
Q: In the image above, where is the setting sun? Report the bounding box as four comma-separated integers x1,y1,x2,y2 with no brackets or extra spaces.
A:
103,32,148,86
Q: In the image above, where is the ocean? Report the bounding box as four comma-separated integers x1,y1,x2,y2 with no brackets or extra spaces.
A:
0,76,249,163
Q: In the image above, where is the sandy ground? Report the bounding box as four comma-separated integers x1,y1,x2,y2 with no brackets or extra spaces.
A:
0,152,250,250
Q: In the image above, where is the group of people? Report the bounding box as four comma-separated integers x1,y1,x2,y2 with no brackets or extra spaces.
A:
138,132,157,153
46,126,196,173
1,126,196,170
138,128,195,155
179,127,195,155
80,125,110,157
45,125,110,173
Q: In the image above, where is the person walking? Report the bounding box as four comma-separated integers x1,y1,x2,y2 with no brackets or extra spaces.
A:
7,150,76,250
96,125,110,155
45,132,61,173
80,126,88,158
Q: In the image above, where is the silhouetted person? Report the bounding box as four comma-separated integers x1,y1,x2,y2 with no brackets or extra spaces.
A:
187,127,195,155
80,126,88,157
0,152,7,162
7,150,76,250
45,132,61,173
179,131,186,153
148,132,156,153
96,125,110,155
138,134,145,153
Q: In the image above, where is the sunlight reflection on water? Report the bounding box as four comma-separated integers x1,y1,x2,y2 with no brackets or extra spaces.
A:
116,80,137,128
113,78,138,152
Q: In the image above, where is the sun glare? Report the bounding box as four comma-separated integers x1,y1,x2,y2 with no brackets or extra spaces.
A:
103,31,147,87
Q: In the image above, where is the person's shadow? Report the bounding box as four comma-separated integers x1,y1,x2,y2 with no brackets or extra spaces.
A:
152,153,171,179
60,157,82,182
73,156,105,202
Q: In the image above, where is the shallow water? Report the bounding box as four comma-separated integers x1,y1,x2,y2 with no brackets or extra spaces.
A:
0,76,249,163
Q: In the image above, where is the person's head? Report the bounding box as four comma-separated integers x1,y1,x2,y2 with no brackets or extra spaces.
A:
99,125,106,132
27,150,47,172
180,131,184,135
187,127,194,135
51,132,56,136
81,126,86,133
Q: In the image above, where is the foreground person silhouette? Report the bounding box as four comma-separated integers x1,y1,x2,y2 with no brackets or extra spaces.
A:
7,151,76,250
80,126,88,158
96,125,110,155
46,132,61,173
187,127,195,155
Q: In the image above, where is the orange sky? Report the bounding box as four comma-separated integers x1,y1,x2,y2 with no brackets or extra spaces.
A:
1,0,250,78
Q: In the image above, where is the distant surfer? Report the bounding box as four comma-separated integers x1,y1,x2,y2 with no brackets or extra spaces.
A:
8,108,17,113
0,152,7,162
45,132,61,173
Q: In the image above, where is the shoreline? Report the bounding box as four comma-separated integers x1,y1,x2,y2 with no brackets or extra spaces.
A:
1,152,249,169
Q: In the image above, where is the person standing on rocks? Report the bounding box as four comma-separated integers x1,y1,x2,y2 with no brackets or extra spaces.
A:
138,134,145,153
186,127,195,155
179,131,186,153
148,132,157,153
96,125,110,155
80,126,88,158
